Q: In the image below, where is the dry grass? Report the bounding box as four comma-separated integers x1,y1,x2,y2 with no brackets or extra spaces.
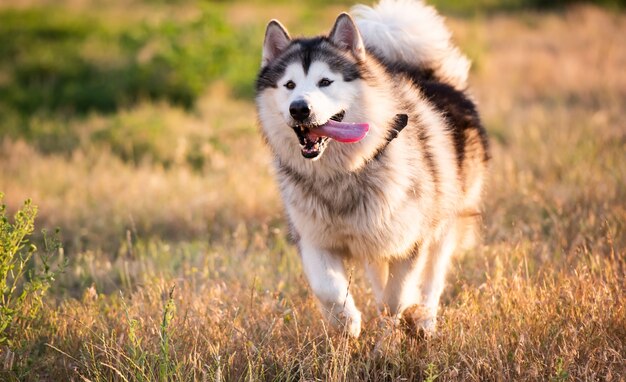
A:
0,86,281,252
1,4,625,382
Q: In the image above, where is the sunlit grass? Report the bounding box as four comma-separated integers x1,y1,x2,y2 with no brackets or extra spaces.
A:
0,2,624,381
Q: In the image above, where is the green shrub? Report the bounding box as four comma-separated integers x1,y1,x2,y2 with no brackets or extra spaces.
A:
0,194,63,346
0,5,261,119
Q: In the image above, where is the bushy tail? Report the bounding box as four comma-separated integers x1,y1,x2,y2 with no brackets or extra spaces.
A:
351,0,470,90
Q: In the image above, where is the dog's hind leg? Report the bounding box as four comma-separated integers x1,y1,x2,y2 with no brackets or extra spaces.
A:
300,239,362,337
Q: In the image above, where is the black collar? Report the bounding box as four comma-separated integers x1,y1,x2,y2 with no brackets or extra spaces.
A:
373,114,408,161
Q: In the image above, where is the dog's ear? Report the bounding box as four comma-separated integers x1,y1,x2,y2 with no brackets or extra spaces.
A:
329,13,365,61
262,20,291,67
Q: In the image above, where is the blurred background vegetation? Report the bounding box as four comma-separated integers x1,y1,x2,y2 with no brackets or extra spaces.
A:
0,0,623,159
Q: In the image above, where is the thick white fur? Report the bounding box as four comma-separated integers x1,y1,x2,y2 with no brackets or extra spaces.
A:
257,1,483,337
351,0,470,90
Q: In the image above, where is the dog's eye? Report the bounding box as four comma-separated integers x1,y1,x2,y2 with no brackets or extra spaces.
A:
284,80,296,90
318,78,333,87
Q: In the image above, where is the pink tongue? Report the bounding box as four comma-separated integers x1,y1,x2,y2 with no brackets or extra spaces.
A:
309,119,369,143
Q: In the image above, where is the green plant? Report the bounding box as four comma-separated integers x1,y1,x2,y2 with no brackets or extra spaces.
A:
0,194,63,346
0,5,262,123
551,357,570,382
158,286,176,382
121,292,150,381
424,362,440,382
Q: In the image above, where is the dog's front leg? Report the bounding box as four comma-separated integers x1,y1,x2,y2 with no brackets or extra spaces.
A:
300,240,362,337
383,254,423,321
366,259,389,311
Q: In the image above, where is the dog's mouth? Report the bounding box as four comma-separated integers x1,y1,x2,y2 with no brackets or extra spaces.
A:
292,111,369,160
292,111,345,159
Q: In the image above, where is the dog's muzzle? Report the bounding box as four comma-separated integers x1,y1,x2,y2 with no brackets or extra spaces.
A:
291,111,345,159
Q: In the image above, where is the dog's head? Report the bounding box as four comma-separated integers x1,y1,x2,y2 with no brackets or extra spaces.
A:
256,14,385,166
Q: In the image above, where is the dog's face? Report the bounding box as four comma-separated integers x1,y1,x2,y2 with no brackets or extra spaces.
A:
256,14,368,161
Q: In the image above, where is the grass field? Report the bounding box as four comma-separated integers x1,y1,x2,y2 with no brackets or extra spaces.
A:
1,0,625,381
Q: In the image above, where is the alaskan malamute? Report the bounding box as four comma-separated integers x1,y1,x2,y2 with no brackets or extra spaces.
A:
256,0,489,337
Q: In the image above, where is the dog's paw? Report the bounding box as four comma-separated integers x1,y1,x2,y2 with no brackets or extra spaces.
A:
346,312,362,338
337,308,362,338
401,304,437,338
323,306,362,337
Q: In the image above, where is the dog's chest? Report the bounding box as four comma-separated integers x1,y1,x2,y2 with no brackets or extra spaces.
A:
280,164,427,259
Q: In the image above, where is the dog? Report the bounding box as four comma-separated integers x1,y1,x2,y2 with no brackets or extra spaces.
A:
255,0,489,337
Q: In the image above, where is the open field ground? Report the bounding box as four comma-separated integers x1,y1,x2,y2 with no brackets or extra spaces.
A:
0,1,625,380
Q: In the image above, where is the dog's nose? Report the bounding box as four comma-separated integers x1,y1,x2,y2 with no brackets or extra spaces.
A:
289,100,311,122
